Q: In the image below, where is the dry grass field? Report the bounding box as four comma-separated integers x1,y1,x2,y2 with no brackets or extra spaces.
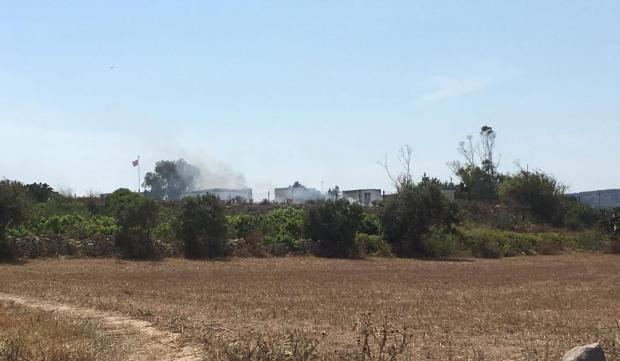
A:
1,254,619,360
0,302,126,361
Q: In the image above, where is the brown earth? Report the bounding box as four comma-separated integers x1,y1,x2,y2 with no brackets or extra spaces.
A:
0,292,201,361
0,254,619,360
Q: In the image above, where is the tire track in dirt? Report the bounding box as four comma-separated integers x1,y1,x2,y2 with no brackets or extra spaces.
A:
0,292,202,361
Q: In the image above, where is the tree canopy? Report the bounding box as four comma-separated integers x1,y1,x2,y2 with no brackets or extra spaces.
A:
143,159,200,200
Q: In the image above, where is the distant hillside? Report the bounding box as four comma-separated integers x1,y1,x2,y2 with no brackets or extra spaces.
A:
570,189,620,209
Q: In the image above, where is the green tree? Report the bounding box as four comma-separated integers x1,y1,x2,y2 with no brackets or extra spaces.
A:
449,126,501,201
143,159,200,200
0,180,29,260
177,195,227,259
382,181,460,257
259,207,304,248
498,170,567,224
107,188,161,259
25,182,56,203
304,200,364,258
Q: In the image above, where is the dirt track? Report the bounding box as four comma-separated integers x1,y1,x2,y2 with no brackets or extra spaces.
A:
0,292,202,361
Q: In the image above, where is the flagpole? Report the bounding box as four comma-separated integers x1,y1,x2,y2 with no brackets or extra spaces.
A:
137,156,141,193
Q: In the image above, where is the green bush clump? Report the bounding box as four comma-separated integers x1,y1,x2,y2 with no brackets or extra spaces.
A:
5,225,33,238
382,181,461,257
420,227,461,258
31,195,91,219
35,214,117,239
354,232,392,257
152,219,175,241
260,207,304,249
463,228,543,258
304,201,363,258
359,212,381,235
0,180,29,261
106,188,162,259
226,214,260,239
461,227,605,258
177,195,227,259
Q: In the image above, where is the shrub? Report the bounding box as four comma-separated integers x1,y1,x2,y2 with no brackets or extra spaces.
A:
107,188,161,259
354,233,392,257
420,227,460,258
498,170,566,224
226,214,260,239
562,200,598,231
260,207,304,249
460,227,604,258
177,195,227,259
152,219,175,241
304,200,363,258
360,212,381,235
31,194,90,219
35,214,117,239
572,230,606,251
454,165,499,201
382,181,460,257
0,180,29,261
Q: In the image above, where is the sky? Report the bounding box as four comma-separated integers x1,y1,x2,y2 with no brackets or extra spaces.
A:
1,1,619,198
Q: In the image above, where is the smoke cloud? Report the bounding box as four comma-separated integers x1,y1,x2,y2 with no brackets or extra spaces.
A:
190,158,247,189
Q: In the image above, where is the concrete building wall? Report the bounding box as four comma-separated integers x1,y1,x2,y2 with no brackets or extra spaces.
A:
274,187,324,204
342,189,383,206
182,188,253,203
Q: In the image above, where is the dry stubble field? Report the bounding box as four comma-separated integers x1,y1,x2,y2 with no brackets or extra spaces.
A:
1,254,619,360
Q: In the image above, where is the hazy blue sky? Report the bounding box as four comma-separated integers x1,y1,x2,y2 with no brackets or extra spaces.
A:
1,1,619,198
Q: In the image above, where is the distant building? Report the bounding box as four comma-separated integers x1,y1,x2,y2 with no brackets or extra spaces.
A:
274,185,324,204
181,188,253,203
342,189,383,206
382,188,456,202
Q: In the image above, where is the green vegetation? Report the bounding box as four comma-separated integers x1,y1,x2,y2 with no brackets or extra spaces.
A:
0,180,28,261
177,195,227,259
107,188,161,259
1,125,618,261
304,200,364,258
381,179,460,257
143,159,200,200
461,227,608,258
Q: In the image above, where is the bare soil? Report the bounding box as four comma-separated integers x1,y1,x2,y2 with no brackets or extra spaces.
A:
1,254,619,360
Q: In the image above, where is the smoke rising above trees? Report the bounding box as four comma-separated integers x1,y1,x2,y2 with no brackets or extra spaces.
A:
142,159,247,200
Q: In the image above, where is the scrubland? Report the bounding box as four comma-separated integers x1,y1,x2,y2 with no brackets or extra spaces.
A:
1,254,619,360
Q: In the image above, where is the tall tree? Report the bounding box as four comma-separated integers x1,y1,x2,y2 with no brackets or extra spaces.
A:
143,159,200,200
449,126,501,200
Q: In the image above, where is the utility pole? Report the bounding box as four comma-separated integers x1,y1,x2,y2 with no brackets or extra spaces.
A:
137,156,141,193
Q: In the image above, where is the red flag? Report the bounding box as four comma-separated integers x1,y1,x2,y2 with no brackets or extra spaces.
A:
132,158,139,167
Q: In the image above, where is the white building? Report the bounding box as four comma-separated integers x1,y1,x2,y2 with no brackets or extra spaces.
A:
274,185,324,204
342,189,383,206
440,189,456,201
181,188,253,203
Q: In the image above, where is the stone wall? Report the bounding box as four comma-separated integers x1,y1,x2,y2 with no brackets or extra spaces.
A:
7,235,117,258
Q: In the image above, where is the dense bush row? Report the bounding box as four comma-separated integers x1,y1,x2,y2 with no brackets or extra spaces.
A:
1,178,618,262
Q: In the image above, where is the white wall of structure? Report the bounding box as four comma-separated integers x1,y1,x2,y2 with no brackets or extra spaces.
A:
274,187,324,204
342,189,383,206
182,188,253,202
